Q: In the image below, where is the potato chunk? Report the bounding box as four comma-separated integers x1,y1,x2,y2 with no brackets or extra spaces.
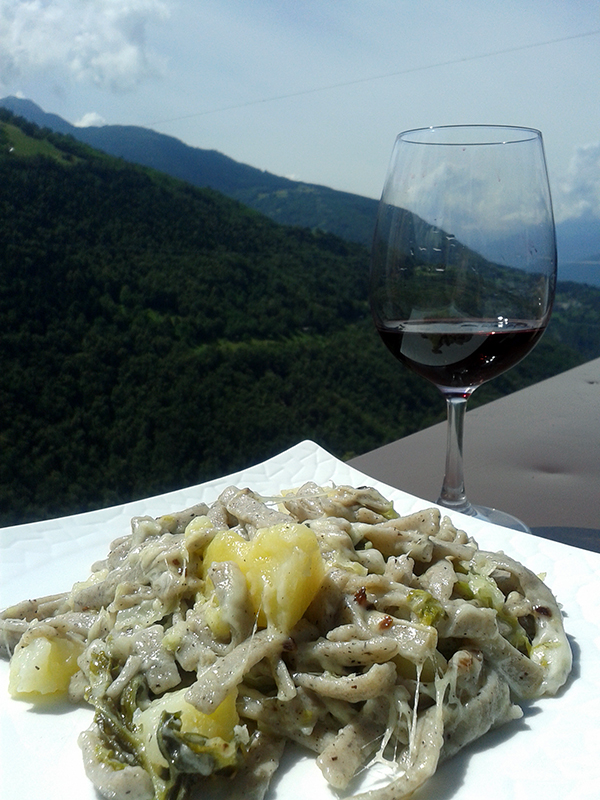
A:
135,687,239,769
203,522,325,631
9,635,83,699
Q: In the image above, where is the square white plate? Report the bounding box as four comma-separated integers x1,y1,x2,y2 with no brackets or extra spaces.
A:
2,440,599,799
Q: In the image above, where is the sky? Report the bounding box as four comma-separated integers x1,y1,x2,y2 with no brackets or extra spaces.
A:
1,0,599,223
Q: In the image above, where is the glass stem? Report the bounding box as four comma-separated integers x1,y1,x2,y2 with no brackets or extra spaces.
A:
437,394,474,515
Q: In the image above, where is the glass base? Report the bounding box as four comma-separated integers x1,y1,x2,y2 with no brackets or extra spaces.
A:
466,504,531,534
436,496,531,533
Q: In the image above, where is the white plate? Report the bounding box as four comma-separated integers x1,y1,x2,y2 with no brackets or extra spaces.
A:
1,440,599,799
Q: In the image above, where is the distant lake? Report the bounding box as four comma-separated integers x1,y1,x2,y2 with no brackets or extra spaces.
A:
559,260,600,287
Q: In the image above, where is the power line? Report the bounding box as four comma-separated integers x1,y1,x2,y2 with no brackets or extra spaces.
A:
147,29,600,127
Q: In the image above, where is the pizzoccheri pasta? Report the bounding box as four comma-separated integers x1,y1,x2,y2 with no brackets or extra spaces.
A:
0,483,572,800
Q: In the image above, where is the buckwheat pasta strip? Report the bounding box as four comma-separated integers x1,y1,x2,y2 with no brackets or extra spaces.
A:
1,483,572,800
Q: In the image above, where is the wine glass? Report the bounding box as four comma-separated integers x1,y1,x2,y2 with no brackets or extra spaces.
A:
370,125,557,532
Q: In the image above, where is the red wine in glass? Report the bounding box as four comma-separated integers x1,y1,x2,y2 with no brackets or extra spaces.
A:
370,126,557,532
376,320,546,396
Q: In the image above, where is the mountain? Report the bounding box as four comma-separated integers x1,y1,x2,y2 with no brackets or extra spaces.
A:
4,96,599,287
0,95,379,247
0,108,597,526
0,109,430,525
0,96,76,135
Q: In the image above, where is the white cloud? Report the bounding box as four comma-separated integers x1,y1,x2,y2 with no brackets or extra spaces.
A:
554,142,600,222
74,111,106,127
0,0,171,92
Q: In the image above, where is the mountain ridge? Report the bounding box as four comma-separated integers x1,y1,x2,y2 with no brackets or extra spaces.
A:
3,95,599,285
0,95,379,248
1,109,598,526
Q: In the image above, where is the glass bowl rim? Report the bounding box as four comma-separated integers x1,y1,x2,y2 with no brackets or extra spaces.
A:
397,124,542,146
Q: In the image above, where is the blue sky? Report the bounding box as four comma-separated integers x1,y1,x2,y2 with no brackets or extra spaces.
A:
1,0,599,222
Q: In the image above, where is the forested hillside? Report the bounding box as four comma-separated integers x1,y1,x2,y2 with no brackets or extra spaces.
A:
2,96,599,283
0,110,596,526
0,95,379,247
